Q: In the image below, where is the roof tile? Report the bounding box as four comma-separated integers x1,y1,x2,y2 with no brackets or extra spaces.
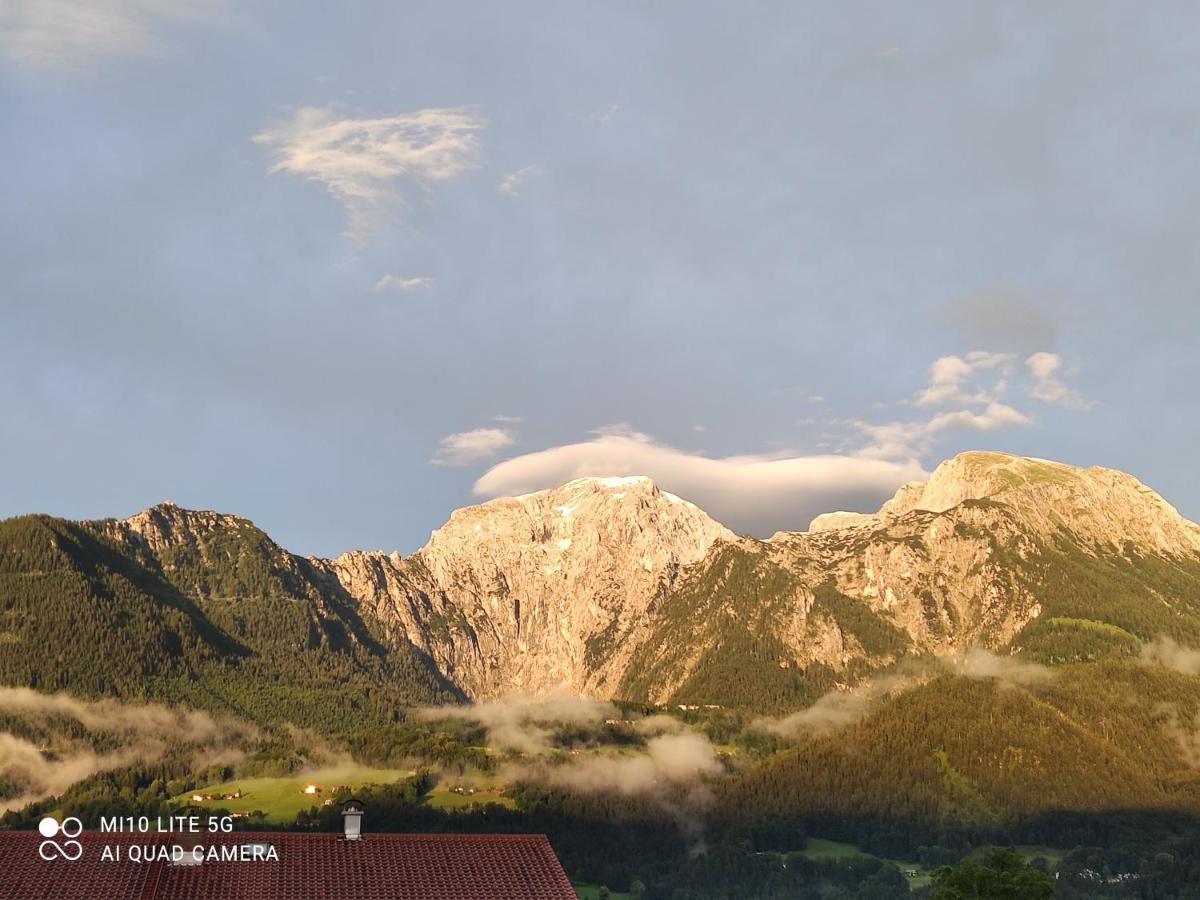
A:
0,832,577,900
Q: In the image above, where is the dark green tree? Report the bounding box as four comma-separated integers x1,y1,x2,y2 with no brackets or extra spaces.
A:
930,847,1054,900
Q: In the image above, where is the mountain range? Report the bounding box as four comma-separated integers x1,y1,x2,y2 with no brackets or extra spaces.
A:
3,451,1200,725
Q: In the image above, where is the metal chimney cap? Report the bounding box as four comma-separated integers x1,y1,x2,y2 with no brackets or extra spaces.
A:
341,800,365,842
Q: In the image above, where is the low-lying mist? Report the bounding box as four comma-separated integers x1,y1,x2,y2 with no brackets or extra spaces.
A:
0,688,257,813
419,691,724,851
751,649,1053,740
7,636,1199,824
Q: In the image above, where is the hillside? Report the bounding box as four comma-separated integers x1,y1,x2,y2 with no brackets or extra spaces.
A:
724,662,1200,829
618,453,1200,709
6,455,1200,897
0,508,455,731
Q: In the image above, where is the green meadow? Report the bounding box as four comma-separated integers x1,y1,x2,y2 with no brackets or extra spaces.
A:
425,770,517,810
171,766,414,824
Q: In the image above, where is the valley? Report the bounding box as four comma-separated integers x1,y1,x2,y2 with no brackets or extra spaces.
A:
3,450,1200,897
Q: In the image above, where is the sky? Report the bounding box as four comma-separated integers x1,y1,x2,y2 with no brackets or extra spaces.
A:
2,1,1198,556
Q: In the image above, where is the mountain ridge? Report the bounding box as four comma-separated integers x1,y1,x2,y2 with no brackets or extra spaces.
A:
3,450,1200,717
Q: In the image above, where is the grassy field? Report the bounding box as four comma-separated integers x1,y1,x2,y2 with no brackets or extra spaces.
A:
170,766,413,824
800,838,930,888
426,771,517,811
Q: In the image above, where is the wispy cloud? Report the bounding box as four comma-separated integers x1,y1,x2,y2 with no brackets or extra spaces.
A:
854,401,1032,460
432,427,516,467
418,691,616,756
1026,352,1095,411
0,687,254,812
1140,636,1200,675
914,351,1014,408
252,106,484,241
374,274,432,292
0,0,226,70
853,347,1089,459
422,692,720,854
947,648,1051,685
471,347,1096,533
498,165,539,196
753,650,1051,741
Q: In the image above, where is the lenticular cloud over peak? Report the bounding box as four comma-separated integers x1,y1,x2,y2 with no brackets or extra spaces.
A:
472,429,927,536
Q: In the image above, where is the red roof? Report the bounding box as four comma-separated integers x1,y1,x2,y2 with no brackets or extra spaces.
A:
0,832,577,900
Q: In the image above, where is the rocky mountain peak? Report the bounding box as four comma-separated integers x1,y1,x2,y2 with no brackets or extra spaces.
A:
115,502,257,553
806,511,878,533
420,474,731,569
16,450,1200,713
417,476,734,664
93,454,1200,706
872,451,1200,556
324,475,735,698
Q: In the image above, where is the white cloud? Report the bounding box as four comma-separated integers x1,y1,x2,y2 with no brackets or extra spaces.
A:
498,165,539,196
492,414,526,424
852,348,1067,460
432,427,516,467
0,0,225,70
756,688,876,738
1026,352,1095,410
417,691,616,756
541,732,722,793
1140,636,1200,676
469,346,1091,533
252,106,484,241
473,426,926,536
374,274,432,292
855,401,1032,460
948,648,1051,685
913,351,1014,407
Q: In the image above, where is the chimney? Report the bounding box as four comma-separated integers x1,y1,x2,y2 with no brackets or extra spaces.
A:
341,801,364,841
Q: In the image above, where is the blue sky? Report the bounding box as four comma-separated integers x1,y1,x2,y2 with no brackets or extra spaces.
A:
2,1,1197,555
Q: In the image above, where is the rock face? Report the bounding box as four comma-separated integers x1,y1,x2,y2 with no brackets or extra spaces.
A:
864,452,1200,553
319,477,734,697
902,452,1200,555
92,451,1200,707
617,453,1200,705
109,501,250,554
102,500,325,604
807,511,878,533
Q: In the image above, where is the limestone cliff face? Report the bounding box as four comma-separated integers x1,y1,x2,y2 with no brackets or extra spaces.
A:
320,477,734,698
894,451,1200,556
317,453,1200,702
622,451,1200,703
785,451,1200,656
101,452,1200,706
772,501,1042,657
